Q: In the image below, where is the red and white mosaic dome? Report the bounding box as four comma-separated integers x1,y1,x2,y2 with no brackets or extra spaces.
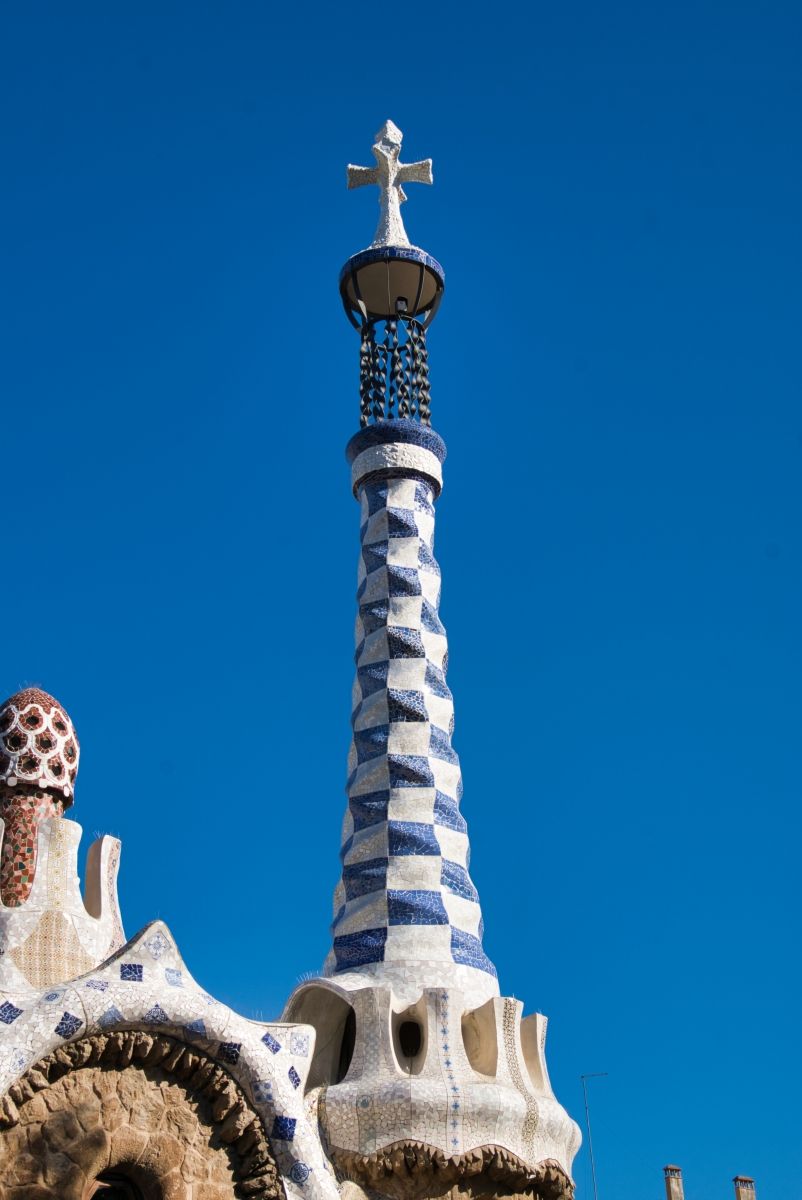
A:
0,688,79,804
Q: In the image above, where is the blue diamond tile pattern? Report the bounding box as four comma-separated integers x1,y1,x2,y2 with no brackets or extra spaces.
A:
271,1115,297,1141
218,1041,241,1065
262,1032,281,1053
54,1012,83,1039
328,471,496,980
0,1002,23,1024
120,963,143,982
144,930,171,959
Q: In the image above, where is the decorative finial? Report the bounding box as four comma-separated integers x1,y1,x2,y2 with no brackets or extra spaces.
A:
347,120,433,249
341,123,444,427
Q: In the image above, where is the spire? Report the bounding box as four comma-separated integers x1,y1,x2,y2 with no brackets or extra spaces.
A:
283,123,580,1200
325,125,497,1005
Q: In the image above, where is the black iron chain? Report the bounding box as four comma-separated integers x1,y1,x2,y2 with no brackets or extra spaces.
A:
357,317,432,426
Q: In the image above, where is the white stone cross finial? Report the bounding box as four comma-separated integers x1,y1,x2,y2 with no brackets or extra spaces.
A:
347,120,433,249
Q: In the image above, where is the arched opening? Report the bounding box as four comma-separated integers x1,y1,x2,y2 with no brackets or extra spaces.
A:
390,998,427,1075
284,983,356,1089
398,1019,422,1058
461,997,499,1077
88,1174,144,1200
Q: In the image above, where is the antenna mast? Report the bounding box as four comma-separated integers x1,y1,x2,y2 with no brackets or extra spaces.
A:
580,1072,608,1200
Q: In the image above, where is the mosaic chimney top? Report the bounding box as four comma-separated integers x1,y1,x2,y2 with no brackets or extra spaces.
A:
0,687,79,909
0,688,79,803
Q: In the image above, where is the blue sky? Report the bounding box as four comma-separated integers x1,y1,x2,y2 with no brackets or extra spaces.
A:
2,3,800,1199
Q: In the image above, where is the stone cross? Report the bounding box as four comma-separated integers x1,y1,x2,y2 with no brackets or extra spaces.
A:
347,120,433,249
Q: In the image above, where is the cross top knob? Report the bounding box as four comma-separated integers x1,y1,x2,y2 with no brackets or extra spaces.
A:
347,120,433,249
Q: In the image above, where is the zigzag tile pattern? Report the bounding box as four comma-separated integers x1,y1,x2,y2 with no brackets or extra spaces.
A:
329,473,496,980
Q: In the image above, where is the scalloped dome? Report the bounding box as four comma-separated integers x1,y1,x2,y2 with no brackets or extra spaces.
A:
0,687,79,804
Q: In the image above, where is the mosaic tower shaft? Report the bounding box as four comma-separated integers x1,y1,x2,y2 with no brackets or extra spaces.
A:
324,422,496,1005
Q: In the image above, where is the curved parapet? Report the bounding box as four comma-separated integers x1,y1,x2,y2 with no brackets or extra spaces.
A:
0,920,338,1200
0,817,124,991
284,976,581,1199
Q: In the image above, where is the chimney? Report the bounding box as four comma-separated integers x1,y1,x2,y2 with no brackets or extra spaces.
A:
664,1165,684,1200
734,1177,756,1200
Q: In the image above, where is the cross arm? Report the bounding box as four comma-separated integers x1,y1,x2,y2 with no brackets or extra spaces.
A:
397,158,433,186
347,164,379,190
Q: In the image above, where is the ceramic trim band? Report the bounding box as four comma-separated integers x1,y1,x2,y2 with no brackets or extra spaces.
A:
350,442,443,496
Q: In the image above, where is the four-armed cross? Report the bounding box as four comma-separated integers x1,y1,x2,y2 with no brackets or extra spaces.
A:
347,120,433,249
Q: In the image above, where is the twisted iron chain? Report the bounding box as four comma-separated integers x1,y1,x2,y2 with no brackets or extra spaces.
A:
397,337,411,420
357,318,432,426
386,321,401,418
408,332,419,422
359,326,373,427
410,320,431,426
372,332,386,422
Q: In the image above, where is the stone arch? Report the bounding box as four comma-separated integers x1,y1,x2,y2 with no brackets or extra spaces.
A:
0,1030,284,1200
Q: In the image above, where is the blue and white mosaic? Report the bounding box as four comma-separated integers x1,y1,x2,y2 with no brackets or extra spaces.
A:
283,420,582,1183
0,819,125,993
325,425,496,999
0,919,339,1200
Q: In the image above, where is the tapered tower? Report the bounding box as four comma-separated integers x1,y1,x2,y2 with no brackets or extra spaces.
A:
285,122,580,1200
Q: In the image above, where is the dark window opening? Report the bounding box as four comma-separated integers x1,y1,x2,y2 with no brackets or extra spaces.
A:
336,1007,356,1082
398,1020,422,1059
91,1174,143,1200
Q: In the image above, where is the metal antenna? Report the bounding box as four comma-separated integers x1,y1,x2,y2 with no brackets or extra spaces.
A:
580,1072,608,1200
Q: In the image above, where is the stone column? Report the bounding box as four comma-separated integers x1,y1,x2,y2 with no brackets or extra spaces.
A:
734,1177,756,1200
